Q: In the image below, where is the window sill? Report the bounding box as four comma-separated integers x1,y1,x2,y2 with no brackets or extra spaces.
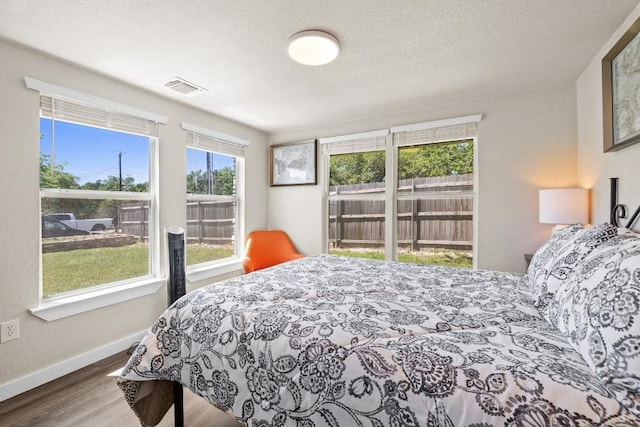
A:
186,258,244,284
30,278,164,322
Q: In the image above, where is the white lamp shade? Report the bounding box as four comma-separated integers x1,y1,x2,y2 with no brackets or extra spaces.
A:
287,30,340,66
539,188,589,225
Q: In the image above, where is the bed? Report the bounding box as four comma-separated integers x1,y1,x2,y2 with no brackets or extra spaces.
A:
118,179,640,426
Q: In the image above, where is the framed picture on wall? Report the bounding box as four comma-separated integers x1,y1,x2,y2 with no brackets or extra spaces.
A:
270,140,317,186
603,17,640,152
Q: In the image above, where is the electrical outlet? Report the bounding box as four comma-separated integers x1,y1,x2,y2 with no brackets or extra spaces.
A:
1,319,20,343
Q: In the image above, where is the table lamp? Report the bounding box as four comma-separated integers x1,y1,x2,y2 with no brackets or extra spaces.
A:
539,188,589,232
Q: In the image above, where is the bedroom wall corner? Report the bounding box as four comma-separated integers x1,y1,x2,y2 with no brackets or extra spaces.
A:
577,2,640,230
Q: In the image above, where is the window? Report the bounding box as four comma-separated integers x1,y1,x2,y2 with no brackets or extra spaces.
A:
326,132,387,260
183,123,248,268
395,140,474,267
33,80,165,300
323,116,479,268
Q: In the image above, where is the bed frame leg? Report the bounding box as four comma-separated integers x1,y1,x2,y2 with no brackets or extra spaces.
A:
174,382,184,427
610,177,617,225
166,228,186,427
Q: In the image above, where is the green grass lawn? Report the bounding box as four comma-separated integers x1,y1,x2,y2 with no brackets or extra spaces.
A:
329,248,472,268
42,243,232,297
42,243,150,297
186,244,233,265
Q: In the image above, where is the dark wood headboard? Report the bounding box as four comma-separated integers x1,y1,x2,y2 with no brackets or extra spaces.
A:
610,177,640,228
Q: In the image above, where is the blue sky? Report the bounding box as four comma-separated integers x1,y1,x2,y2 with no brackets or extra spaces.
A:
40,118,234,185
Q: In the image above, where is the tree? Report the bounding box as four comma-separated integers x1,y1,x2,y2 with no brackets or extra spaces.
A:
329,140,473,186
187,170,206,194
40,154,79,189
81,176,148,192
329,151,385,186
187,167,235,195
398,141,473,180
40,154,86,216
212,167,235,195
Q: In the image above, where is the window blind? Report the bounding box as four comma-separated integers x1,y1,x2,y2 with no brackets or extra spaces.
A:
40,95,161,137
25,77,167,137
186,132,247,158
320,129,388,155
319,114,481,154
392,116,480,147
182,122,249,158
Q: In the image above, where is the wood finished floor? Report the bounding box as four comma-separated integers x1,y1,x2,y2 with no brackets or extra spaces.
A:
0,350,243,427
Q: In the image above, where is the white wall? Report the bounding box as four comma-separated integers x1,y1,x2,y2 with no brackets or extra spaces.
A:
577,3,640,228
0,38,269,393
270,84,579,273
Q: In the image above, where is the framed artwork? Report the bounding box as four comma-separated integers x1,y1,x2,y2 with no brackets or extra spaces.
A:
603,17,640,152
270,140,317,186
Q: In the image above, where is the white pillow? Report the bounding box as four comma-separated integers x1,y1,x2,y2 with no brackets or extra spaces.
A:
526,223,582,288
532,223,618,309
545,234,640,415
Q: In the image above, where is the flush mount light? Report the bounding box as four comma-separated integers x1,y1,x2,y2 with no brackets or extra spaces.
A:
287,30,340,66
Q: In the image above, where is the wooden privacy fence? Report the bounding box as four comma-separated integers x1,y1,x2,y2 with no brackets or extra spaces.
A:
119,203,149,240
118,200,235,246
119,174,472,250
186,200,235,245
329,174,473,251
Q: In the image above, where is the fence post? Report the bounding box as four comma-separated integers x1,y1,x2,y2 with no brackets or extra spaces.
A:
411,180,416,252
141,203,146,240
118,205,122,234
335,187,342,249
198,201,203,244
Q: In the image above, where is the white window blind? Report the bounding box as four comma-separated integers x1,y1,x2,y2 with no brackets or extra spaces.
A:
182,122,249,158
25,77,167,137
392,115,481,147
320,129,389,155
40,95,161,137
320,114,482,153
186,132,247,158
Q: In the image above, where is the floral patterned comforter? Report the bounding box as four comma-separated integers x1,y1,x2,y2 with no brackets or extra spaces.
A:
118,255,637,426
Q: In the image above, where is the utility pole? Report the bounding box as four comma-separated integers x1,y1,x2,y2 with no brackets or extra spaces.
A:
206,152,213,195
118,151,123,191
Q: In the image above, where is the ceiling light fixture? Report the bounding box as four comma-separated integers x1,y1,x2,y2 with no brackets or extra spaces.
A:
287,30,340,66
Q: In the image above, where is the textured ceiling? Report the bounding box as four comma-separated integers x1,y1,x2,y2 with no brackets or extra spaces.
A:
0,0,638,134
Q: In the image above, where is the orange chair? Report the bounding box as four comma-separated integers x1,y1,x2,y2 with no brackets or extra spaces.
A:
242,230,305,273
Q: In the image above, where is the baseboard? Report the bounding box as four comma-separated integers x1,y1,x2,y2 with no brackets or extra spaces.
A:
0,330,147,402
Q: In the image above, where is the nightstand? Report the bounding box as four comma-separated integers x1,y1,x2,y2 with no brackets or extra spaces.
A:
524,253,533,271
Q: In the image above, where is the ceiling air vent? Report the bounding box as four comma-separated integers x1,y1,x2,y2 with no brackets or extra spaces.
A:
163,77,208,95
